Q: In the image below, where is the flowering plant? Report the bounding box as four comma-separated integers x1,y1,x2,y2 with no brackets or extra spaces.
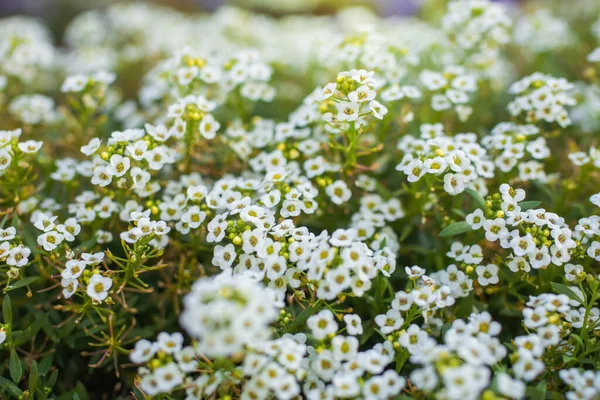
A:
1,0,600,399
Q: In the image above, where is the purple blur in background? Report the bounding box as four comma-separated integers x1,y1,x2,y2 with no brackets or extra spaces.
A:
0,0,522,18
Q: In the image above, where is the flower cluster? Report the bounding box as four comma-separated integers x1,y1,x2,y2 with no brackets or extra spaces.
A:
0,0,600,399
508,72,576,127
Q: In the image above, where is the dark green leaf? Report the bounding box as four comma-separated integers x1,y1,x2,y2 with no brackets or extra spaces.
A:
2,294,12,324
47,369,59,389
290,302,320,329
29,360,39,395
6,276,40,291
451,208,466,218
551,282,584,304
439,221,472,237
38,354,54,376
465,188,486,209
0,376,23,397
519,200,542,211
13,327,32,347
9,348,22,382
132,386,145,400
525,380,547,399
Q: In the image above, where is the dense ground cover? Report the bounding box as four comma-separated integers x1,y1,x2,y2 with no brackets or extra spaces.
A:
1,0,600,398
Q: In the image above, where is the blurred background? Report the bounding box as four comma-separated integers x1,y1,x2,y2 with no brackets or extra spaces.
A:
0,0,521,41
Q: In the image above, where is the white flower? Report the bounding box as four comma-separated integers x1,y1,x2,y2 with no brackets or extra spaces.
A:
587,241,600,261
405,265,425,280
18,140,43,153
497,373,526,399
86,274,112,302
475,264,499,286
336,101,359,122
106,154,131,177
369,100,388,120
91,165,112,187
588,47,600,63
343,314,363,335
156,332,184,354
61,259,86,279
199,114,220,140
61,278,78,299
81,138,101,156
443,173,466,195
37,231,64,251
130,339,158,364
348,85,376,103
316,82,337,101
212,244,237,270
326,180,352,205
6,245,30,267
154,362,183,393
307,310,338,340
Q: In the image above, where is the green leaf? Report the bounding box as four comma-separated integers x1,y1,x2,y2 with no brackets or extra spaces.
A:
290,301,320,329
551,282,584,304
2,294,12,324
571,333,584,347
5,276,40,291
29,360,39,395
519,200,542,211
13,327,32,347
0,376,23,397
399,224,413,242
9,348,22,382
38,354,54,376
465,188,486,209
439,221,472,237
74,381,89,400
451,208,466,218
47,369,59,389
132,386,145,400
526,380,547,399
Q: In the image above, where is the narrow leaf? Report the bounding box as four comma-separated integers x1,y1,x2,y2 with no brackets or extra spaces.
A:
29,360,39,395
439,221,472,237
2,294,12,324
465,188,486,209
519,200,542,211
10,349,22,382
0,376,23,397
551,282,584,304
290,306,317,329
6,277,40,291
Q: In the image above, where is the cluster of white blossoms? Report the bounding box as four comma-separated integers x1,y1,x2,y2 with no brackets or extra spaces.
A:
0,17,55,84
9,94,60,126
179,273,280,357
0,128,43,172
396,123,493,195
441,0,512,64
2,0,600,398
314,69,388,125
508,72,576,127
560,368,600,400
514,10,575,54
0,227,31,273
466,184,579,271
482,122,551,182
510,291,598,383
418,67,478,119
408,312,515,400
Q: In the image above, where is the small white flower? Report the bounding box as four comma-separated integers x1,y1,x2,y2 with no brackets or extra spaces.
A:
86,274,112,302
336,101,359,122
